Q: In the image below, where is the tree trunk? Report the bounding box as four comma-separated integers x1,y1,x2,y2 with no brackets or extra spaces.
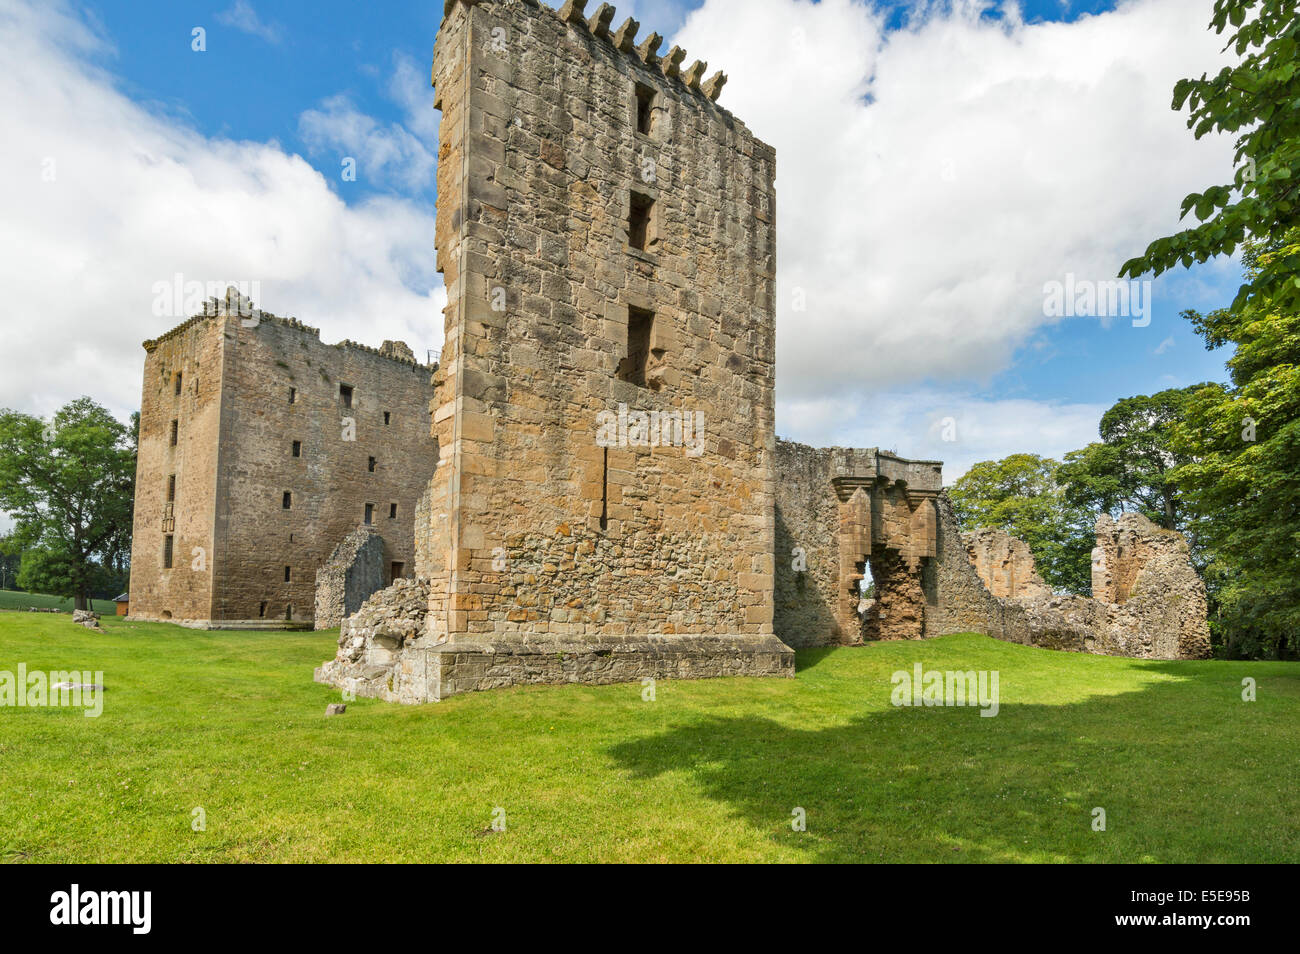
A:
74,593,87,611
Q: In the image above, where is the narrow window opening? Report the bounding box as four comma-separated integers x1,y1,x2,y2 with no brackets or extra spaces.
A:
282,491,292,510
339,383,354,409
284,566,291,582
292,440,301,458
174,372,182,395
599,447,609,532
368,456,377,473
635,83,656,135
389,503,398,519
364,503,374,525
619,307,654,387
169,419,178,446
289,387,297,404
285,605,293,621
628,191,655,251
258,601,267,618
383,411,391,426
167,474,176,501
162,534,174,569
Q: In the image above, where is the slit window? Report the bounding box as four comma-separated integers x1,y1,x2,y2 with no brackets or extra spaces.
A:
162,535,174,570
383,411,391,426
339,384,354,409
628,191,654,251
619,307,654,387
169,419,178,446
167,474,176,501
635,83,656,135
389,503,398,519
258,601,267,618
289,387,297,404
284,566,291,582
174,372,182,395
292,440,301,458
368,456,377,473
364,503,374,525
282,491,292,510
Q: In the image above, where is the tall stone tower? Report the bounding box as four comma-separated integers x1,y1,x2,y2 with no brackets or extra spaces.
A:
318,0,792,700
129,291,436,628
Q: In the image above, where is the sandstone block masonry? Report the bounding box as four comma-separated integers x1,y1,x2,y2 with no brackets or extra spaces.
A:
962,514,1212,660
317,0,791,700
129,289,437,629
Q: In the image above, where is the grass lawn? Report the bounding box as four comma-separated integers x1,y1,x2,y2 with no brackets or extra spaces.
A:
0,612,1296,863
0,589,113,613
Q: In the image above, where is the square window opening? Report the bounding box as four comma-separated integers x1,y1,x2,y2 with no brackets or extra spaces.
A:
619,307,655,387
628,191,655,251
635,83,656,135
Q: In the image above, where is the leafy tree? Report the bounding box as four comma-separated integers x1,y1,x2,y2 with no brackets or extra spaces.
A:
0,398,136,609
1119,1,1300,316
948,454,1095,594
1057,387,1204,534
1171,232,1300,658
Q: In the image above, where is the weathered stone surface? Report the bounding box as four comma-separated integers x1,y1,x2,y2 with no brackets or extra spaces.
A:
72,609,104,632
325,703,347,716
128,287,437,629
963,527,1053,601
314,526,387,630
773,439,943,647
955,512,1211,660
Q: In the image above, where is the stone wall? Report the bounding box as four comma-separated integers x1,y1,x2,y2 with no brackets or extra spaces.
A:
963,527,1054,601
954,512,1211,660
315,526,387,630
129,289,438,628
772,439,944,647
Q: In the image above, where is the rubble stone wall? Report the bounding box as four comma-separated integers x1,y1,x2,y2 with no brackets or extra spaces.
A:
315,526,387,630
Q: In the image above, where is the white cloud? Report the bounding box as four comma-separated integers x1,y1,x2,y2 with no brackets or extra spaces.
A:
675,0,1237,413
298,51,440,195
0,0,443,422
1154,335,1175,355
215,1,281,44
780,390,1106,483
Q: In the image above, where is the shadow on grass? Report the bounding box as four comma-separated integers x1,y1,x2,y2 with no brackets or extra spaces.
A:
607,659,1300,863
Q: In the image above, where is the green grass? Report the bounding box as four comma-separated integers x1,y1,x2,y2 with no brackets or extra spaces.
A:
1,612,1296,863
0,589,114,613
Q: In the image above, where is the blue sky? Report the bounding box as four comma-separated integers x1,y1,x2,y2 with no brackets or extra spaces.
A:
0,0,1242,486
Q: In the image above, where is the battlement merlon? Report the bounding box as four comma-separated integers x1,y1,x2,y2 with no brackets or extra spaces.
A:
440,0,732,106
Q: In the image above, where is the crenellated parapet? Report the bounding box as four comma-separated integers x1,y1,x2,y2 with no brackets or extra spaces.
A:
442,0,730,104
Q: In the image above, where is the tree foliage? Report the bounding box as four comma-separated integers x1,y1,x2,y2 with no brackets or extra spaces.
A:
1119,0,1300,317
0,398,135,609
948,454,1094,594
1057,387,1203,533
1171,233,1300,658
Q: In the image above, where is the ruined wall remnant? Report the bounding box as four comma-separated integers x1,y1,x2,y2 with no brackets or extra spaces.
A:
772,439,943,647
957,513,1211,660
963,527,1053,602
318,0,793,701
129,287,437,629
315,526,387,630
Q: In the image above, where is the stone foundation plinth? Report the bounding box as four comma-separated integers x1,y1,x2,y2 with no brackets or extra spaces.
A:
316,631,794,704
